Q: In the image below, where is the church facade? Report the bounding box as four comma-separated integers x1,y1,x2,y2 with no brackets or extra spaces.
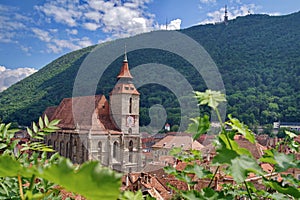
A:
44,52,142,173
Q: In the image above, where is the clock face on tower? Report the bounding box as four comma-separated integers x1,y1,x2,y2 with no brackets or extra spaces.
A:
126,116,134,127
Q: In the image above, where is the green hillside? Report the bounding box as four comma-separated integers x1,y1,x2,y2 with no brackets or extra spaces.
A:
0,12,299,127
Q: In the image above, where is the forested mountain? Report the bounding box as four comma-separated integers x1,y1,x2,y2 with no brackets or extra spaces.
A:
0,11,299,127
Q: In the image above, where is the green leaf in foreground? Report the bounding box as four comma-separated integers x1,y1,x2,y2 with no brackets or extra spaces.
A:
0,156,33,178
231,155,262,183
119,190,143,200
40,158,122,200
194,90,226,110
187,115,210,140
0,155,122,200
273,152,297,172
213,147,239,165
226,115,255,144
265,179,300,198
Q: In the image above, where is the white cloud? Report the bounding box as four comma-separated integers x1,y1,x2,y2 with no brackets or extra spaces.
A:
20,45,31,55
66,29,78,35
31,26,92,53
199,0,216,4
92,1,155,36
84,11,102,23
263,12,281,16
77,37,93,47
0,66,37,92
160,19,182,30
32,28,52,42
3,0,178,54
83,22,100,31
36,0,156,38
46,37,93,53
0,5,27,43
49,39,80,53
34,1,82,27
200,4,257,24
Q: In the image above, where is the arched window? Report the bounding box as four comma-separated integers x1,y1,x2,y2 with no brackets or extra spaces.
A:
129,140,133,162
82,144,85,162
73,140,77,151
98,141,102,161
129,98,132,113
53,140,58,150
73,140,77,163
60,141,64,155
47,139,52,146
128,128,132,134
66,142,70,158
129,140,133,151
113,141,118,159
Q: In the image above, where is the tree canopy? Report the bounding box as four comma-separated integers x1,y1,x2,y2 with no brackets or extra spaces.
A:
0,12,299,127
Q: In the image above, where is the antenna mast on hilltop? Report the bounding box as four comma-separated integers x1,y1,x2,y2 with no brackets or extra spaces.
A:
224,5,229,25
165,17,168,30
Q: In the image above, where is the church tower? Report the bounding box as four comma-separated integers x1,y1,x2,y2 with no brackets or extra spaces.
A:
110,50,140,135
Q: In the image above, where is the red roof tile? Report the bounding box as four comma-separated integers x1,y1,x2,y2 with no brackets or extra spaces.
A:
46,95,120,132
117,60,133,79
152,135,204,150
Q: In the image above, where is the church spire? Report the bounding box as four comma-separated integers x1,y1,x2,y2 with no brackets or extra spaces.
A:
124,44,128,62
117,45,133,80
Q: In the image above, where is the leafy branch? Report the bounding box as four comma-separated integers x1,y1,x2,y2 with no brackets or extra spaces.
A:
166,90,300,199
0,116,123,200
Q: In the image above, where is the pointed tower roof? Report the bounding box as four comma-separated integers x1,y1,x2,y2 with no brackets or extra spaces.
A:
117,47,133,80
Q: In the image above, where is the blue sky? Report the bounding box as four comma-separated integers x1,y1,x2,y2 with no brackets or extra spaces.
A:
0,0,299,91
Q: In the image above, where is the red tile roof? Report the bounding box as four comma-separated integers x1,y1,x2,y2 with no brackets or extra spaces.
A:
45,95,120,132
152,135,204,151
117,60,133,79
43,106,57,119
235,136,266,159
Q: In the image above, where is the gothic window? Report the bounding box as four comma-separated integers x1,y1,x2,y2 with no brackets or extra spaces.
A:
128,128,132,134
66,142,70,158
82,144,85,162
113,141,118,159
129,97,132,113
98,141,102,161
129,140,133,151
54,140,58,150
47,139,52,146
60,141,64,155
73,140,77,163
129,140,133,162
73,140,77,151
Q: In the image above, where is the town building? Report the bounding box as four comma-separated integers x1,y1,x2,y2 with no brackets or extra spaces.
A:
44,51,142,173
151,132,204,164
273,121,300,132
